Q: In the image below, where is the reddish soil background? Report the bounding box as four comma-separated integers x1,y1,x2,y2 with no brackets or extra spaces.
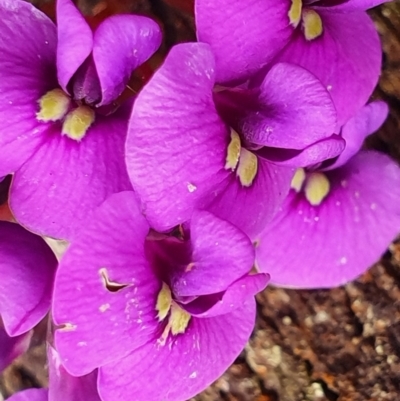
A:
1,1,400,400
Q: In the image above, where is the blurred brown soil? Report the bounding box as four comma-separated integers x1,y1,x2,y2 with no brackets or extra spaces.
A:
2,1,400,400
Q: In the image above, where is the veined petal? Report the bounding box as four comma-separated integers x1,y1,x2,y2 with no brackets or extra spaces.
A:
126,43,229,232
205,157,294,238
6,389,48,401
53,192,159,376
56,0,93,92
273,11,381,127
98,302,256,401
0,326,32,372
195,0,293,83
237,63,337,149
10,103,133,241
183,273,269,318
48,345,102,401
0,222,57,336
171,211,255,297
93,15,162,106
326,101,388,170
0,0,57,177
256,151,400,288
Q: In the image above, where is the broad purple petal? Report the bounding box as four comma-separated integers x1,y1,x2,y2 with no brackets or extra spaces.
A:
219,63,337,149
56,0,93,92
256,151,400,288
273,11,381,126
0,326,32,372
48,345,102,401
204,157,294,238
93,15,162,106
0,222,57,336
6,389,48,401
126,42,229,232
326,101,388,170
53,192,159,376
183,273,269,318
99,302,256,401
10,103,133,241
0,0,57,177
172,211,255,297
195,0,293,83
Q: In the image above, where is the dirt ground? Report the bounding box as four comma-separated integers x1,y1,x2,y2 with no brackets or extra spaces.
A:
1,1,400,400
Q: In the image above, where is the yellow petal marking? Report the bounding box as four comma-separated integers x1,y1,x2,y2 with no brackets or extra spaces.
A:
237,148,258,187
291,168,306,192
169,303,191,335
62,106,95,141
288,0,303,27
304,172,330,206
36,88,71,122
155,282,172,321
302,9,323,41
225,129,241,170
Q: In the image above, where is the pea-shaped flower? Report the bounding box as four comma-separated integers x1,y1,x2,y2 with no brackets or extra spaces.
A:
0,0,161,240
53,191,268,400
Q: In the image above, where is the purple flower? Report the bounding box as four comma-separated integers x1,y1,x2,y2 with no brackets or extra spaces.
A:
0,0,161,240
5,389,48,401
125,42,343,238
0,325,32,372
0,221,57,337
52,191,268,400
196,0,385,126
255,101,400,288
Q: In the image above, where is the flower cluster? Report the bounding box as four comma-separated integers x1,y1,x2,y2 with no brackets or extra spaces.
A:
1,0,400,400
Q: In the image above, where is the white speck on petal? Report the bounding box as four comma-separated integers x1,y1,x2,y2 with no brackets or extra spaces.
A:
99,303,110,312
187,183,197,192
189,371,197,379
340,257,347,265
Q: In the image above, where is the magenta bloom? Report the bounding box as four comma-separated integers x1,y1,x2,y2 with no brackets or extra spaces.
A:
196,0,384,126
53,191,268,400
0,221,57,370
0,0,161,240
6,389,48,401
255,101,400,288
126,42,343,237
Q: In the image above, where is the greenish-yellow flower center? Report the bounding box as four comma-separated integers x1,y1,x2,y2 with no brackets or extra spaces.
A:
37,88,96,142
291,168,331,206
288,0,324,41
155,282,191,346
225,129,258,187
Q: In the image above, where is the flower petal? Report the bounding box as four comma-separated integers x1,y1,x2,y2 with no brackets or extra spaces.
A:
0,222,57,336
0,0,57,177
273,11,381,126
48,345,102,401
326,101,388,170
6,389,48,401
0,326,32,372
183,273,269,318
195,0,293,83
171,211,255,297
204,157,294,238
220,63,337,149
256,151,400,288
93,15,162,106
98,301,256,401
258,135,346,167
53,192,159,376
10,103,133,241
56,0,93,92
324,0,390,12
126,43,229,232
